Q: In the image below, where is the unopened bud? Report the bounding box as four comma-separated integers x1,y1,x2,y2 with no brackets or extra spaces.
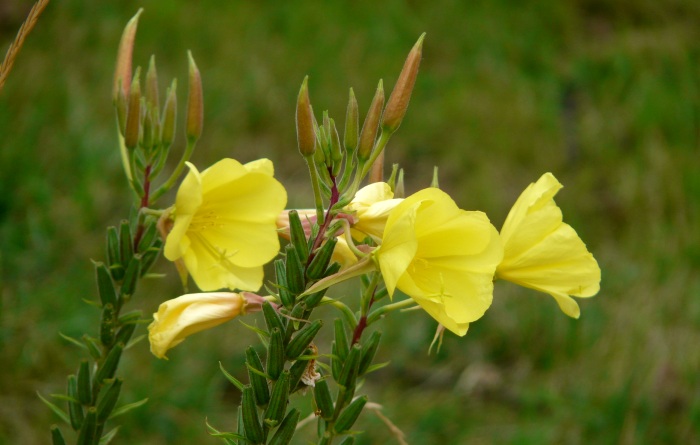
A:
369,149,385,183
296,76,316,157
145,55,159,113
344,88,358,152
112,9,143,102
124,67,142,149
382,33,424,133
115,83,128,136
186,51,203,142
395,168,405,198
142,105,153,150
161,79,177,147
431,166,439,188
330,118,342,176
357,79,384,161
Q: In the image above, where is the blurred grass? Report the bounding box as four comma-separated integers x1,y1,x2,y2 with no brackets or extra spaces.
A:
1,0,699,443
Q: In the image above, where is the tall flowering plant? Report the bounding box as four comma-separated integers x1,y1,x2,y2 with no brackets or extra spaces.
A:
44,10,601,445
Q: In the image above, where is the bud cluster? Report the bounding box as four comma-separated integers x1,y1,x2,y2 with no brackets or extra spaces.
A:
295,33,424,221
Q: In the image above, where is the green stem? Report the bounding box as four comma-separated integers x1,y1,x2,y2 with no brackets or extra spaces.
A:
366,298,417,326
149,137,197,204
320,298,358,330
306,155,325,222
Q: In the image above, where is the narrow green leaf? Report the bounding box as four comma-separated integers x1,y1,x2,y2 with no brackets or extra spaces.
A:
98,426,121,445
37,392,70,425
218,362,244,391
58,333,87,351
108,398,148,420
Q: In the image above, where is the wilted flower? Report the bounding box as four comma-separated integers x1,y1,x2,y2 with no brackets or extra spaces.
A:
164,158,287,291
345,182,403,242
148,292,265,359
374,188,503,335
496,173,601,318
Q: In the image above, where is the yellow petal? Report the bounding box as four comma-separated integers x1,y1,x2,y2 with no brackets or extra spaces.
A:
164,158,288,292
348,182,402,240
497,173,601,317
148,292,244,359
377,201,419,297
378,187,503,330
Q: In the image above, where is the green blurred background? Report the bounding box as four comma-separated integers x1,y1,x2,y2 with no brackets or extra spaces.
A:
1,0,699,443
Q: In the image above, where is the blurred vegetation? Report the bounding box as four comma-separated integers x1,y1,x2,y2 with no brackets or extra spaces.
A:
1,0,699,444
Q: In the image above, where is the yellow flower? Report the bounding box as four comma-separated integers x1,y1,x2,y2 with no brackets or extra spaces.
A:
148,292,254,359
345,182,403,242
164,158,287,291
496,173,601,318
374,188,503,336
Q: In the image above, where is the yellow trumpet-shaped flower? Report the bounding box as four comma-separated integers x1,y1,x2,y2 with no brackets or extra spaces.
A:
496,173,601,318
148,292,265,359
164,158,287,291
375,188,503,336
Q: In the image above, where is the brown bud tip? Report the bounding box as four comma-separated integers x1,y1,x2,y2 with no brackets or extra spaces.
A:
357,79,385,161
296,76,316,157
186,51,203,142
113,9,143,102
382,33,425,133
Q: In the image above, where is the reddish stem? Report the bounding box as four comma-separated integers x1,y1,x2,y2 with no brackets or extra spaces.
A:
132,164,152,251
351,292,377,345
307,168,339,266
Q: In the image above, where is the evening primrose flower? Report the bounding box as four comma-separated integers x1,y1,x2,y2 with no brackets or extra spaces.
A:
374,188,503,336
496,173,601,318
164,158,287,292
148,292,266,359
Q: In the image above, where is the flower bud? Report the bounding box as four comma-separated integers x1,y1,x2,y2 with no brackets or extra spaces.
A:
369,149,385,183
112,9,142,102
145,55,159,112
357,79,384,161
430,165,440,188
296,76,316,157
186,51,203,143
344,88,358,152
160,79,177,148
147,292,251,359
115,85,128,136
141,105,154,150
330,118,343,176
124,68,141,150
382,33,424,134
